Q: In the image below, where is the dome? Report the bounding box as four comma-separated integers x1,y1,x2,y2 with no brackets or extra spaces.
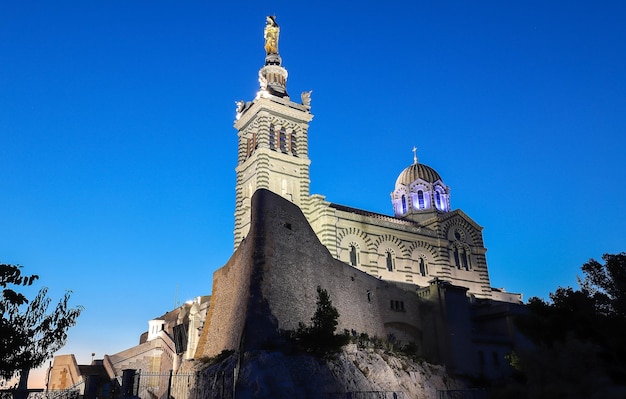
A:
395,162,442,187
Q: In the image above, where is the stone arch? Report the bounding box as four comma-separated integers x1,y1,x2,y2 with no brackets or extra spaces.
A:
407,241,437,259
375,235,405,272
337,227,373,251
448,240,472,271
432,182,450,212
337,227,374,267
408,241,437,276
409,180,432,210
391,185,410,216
442,218,481,246
266,118,302,157
374,234,407,257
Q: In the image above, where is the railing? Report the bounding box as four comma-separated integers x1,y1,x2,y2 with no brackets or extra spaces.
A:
134,371,197,399
46,380,84,399
0,387,81,399
436,389,487,399
1,372,411,399
134,371,405,399
323,392,407,399
0,390,45,399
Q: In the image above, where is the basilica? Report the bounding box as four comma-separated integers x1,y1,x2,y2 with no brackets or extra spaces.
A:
193,16,526,376
233,16,520,304
48,17,526,395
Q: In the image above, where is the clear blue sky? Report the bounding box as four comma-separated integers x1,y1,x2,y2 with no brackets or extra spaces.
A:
1,1,625,379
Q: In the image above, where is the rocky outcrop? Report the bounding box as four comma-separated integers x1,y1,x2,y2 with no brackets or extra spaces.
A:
193,344,465,399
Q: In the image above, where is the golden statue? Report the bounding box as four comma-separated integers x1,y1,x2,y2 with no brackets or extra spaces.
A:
264,16,279,55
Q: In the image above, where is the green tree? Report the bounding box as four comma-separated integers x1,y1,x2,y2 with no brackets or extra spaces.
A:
579,252,626,317
0,263,83,392
295,286,349,355
310,285,339,337
1,264,39,385
502,253,626,398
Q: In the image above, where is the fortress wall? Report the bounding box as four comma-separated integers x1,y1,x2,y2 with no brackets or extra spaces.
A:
247,189,424,345
197,189,428,358
195,237,255,358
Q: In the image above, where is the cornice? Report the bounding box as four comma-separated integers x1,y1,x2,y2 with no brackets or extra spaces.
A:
234,97,313,129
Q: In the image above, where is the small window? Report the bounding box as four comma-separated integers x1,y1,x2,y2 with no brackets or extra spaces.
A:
461,249,469,270
279,127,287,153
290,133,297,156
419,258,427,276
269,124,276,150
349,245,358,267
386,252,394,272
454,248,460,269
390,300,405,311
401,195,407,214
417,190,424,209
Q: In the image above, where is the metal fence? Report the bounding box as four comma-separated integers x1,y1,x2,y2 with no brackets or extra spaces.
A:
132,371,408,399
436,389,487,399
323,392,407,399
2,373,418,399
0,390,44,399
0,389,80,399
46,381,84,399
134,372,197,399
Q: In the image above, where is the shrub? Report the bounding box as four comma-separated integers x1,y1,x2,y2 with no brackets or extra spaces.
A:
294,286,350,356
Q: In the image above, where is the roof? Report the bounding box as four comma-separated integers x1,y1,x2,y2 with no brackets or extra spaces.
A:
77,364,109,379
328,203,438,237
395,162,442,186
329,203,420,226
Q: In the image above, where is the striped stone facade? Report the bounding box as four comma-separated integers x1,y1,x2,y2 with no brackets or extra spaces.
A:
232,18,519,303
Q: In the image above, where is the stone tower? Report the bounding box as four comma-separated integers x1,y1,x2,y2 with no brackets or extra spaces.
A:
233,16,314,249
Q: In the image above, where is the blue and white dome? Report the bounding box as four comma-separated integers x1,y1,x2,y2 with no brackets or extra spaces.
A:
392,156,450,218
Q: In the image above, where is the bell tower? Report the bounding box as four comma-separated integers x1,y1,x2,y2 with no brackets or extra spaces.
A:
233,16,314,249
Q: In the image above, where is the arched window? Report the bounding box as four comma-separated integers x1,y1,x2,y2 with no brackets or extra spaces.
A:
435,188,447,211
453,248,460,269
349,245,358,267
386,251,394,272
417,190,425,209
279,127,287,153
401,195,407,214
461,249,469,270
269,124,276,150
419,258,427,276
290,132,297,156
